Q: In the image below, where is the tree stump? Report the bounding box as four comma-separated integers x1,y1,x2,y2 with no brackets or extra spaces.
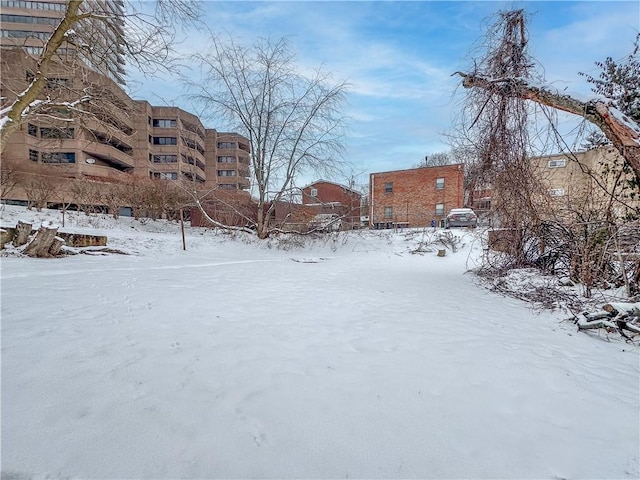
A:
437,249,446,257
14,220,32,246
23,222,60,257
49,236,66,256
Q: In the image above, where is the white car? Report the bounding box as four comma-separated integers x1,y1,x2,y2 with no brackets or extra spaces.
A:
445,208,478,228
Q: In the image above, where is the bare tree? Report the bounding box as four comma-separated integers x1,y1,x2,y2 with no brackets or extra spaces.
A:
0,0,200,153
189,36,349,239
415,151,454,168
453,10,548,265
0,158,22,203
455,23,640,188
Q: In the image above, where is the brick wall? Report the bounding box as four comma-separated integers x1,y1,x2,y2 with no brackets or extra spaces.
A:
369,164,464,228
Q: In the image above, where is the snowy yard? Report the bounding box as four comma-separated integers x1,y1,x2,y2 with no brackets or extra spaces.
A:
1,207,638,479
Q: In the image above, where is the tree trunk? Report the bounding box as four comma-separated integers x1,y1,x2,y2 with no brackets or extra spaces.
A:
23,224,59,257
14,220,33,246
455,72,640,187
49,236,66,256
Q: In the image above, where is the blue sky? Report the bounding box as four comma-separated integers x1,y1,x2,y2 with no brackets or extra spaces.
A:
128,1,640,187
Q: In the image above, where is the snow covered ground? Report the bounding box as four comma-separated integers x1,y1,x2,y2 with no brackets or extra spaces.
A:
1,206,638,479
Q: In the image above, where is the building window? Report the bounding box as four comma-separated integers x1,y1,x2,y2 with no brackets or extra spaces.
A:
217,141,236,149
1,14,60,25
217,156,235,163
435,203,444,215
548,159,566,168
28,149,38,162
45,78,70,89
27,123,37,136
152,118,177,128
1,30,50,40
0,2,67,12
310,188,318,197
152,172,178,180
549,188,566,197
41,152,75,163
40,127,74,139
384,182,393,193
219,184,237,190
436,177,445,189
217,170,236,177
152,136,177,145
152,154,177,163
384,206,393,218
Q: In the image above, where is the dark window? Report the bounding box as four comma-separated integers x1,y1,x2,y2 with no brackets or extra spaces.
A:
152,154,177,163
152,172,177,180
217,170,236,177
217,142,235,149
1,14,60,25
41,152,75,163
45,77,70,89
28,149,38,162
40,127,74,139
152,119,177,128
27,123,37,136
384,206,393,218
152,137,177,145
217,156,235,163
384,182,393,194
219,184,237,190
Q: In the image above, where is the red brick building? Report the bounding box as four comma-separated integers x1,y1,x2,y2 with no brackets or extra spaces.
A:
301,180,364,228
369,164,464,229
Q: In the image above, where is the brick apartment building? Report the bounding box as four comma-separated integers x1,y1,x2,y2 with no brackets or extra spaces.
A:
0,51,251,209
0,1,251,213
369,164,464,229
301,180,364,228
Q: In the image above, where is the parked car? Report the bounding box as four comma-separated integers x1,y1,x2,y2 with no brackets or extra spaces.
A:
445,208,478,228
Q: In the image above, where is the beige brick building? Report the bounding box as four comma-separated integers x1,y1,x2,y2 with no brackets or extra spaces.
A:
369,164,465,229
533,146,639,219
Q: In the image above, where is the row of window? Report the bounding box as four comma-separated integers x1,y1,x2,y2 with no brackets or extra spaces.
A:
217,142,236,149
1,14,60,25
29,149,75,164
1,29,50,39
384,178,446,194
383,204,445,218
217,156,235,163
217,170,236,177
152,118,177,128
28,124,74,139
0,1,67,11
150,172,178,180
22,46,75,56
149,136,205,154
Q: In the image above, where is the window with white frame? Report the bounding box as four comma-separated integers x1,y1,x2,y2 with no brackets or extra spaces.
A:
549,188,566,197
436,177,445,189
384,182,393,193
435,203,444,215
310,188,318,197
547,159,566,168
384,206,393,218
